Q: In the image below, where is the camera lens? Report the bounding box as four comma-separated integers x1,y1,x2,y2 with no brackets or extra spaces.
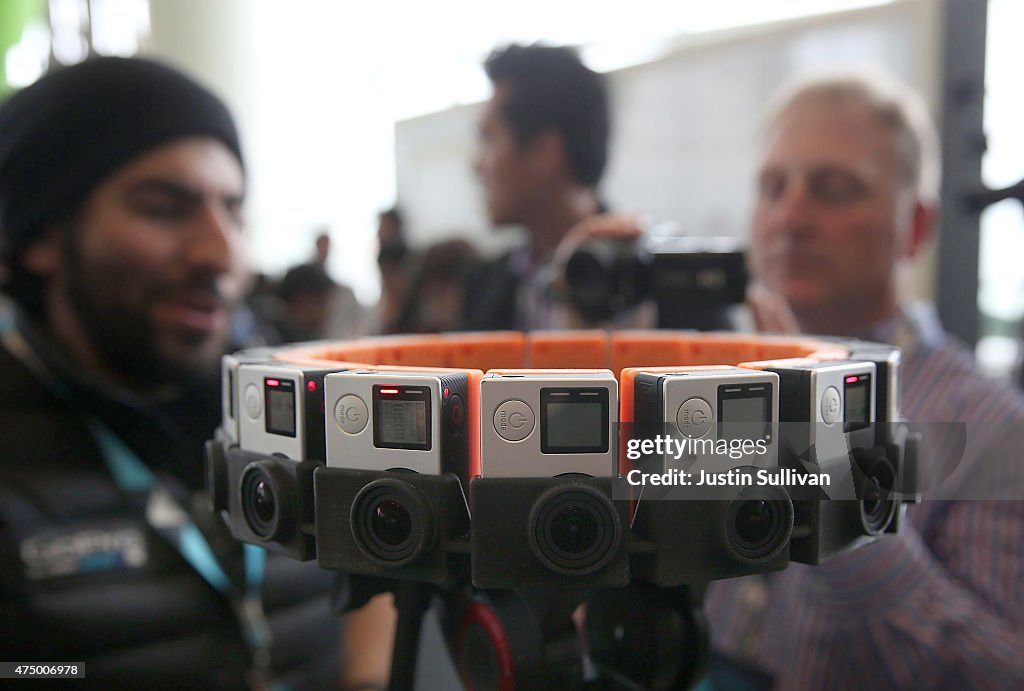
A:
253,479,276,522
564,239,645,322
859,457,897,535
529,485,621,576
351,479,433,566
370,500,413,547
726,487,793,563
734,500,774,544
549,505,600,555
241,464,279,539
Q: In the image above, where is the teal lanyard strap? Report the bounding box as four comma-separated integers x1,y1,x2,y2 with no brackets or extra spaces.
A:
92,413,273,665
92,424,261,593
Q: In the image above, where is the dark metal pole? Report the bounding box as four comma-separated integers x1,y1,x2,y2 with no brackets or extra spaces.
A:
388,581,434,691
936,0,989,346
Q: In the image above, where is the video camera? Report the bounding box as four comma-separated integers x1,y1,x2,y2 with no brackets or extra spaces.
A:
211,360,342,560
315,368,475,583
473,370,630,588
624,366,793,585
563,228,747,329
752,358,903,563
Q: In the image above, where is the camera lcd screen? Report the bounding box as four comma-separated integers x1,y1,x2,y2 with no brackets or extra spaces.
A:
373,385,431,451
541,388,609,454
228,368,235,419
265,378,297,437
844,374,871,432
718,383,772,442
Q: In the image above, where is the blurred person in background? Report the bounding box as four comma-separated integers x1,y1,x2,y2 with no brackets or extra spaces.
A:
460,43,645,331
395,237,480,333
277,261,338,342
278,229,368,341
705,72,1024,689
0,56,345,689
373,207,415,334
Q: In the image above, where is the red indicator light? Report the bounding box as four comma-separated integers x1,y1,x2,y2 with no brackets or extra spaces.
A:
267,379,280,387
380,388,400,395
845,376,859,384
444,387,450,398
307,380,317,392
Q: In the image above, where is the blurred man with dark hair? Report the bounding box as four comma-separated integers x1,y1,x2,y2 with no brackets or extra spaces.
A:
461,43,636,330
0,57,340,688
377,207,407,256
396,237,480,333
277,261,338,341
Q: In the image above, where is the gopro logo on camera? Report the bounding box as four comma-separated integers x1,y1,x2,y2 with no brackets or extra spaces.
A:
480,370,618,478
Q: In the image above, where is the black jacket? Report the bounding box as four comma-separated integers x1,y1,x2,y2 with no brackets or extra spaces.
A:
458,251,522,331
0,321,338,689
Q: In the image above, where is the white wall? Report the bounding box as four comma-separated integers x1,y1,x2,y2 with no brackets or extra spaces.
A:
145,0,396,305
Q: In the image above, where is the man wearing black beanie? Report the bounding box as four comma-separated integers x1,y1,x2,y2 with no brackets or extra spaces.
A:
0,57,340,689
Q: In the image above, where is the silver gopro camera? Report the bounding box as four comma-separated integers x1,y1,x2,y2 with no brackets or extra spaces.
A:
768,359,897,562
629,367,792,582
770,360,877,478
219,361,341,559
320,369,472,573
237,362,339,462
479,371,618,478
324,370,471,485
473,370,628,587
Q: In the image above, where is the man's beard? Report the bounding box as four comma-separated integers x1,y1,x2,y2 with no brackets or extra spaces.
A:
62,233,226,390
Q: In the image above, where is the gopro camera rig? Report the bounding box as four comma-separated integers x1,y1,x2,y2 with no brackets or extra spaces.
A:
206,330,920,691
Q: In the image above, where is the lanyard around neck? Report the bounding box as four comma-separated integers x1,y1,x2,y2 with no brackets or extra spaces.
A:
1,322,273,680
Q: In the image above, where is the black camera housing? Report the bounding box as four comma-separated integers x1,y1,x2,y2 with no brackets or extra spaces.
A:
783,445,900,564
470,477,630,589
314,467,470,583
631,482,793,586
215,442,319,561
206,429,230,514
846,341,919,532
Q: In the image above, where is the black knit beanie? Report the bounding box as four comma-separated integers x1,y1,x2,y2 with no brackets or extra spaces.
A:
0,56,244,272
